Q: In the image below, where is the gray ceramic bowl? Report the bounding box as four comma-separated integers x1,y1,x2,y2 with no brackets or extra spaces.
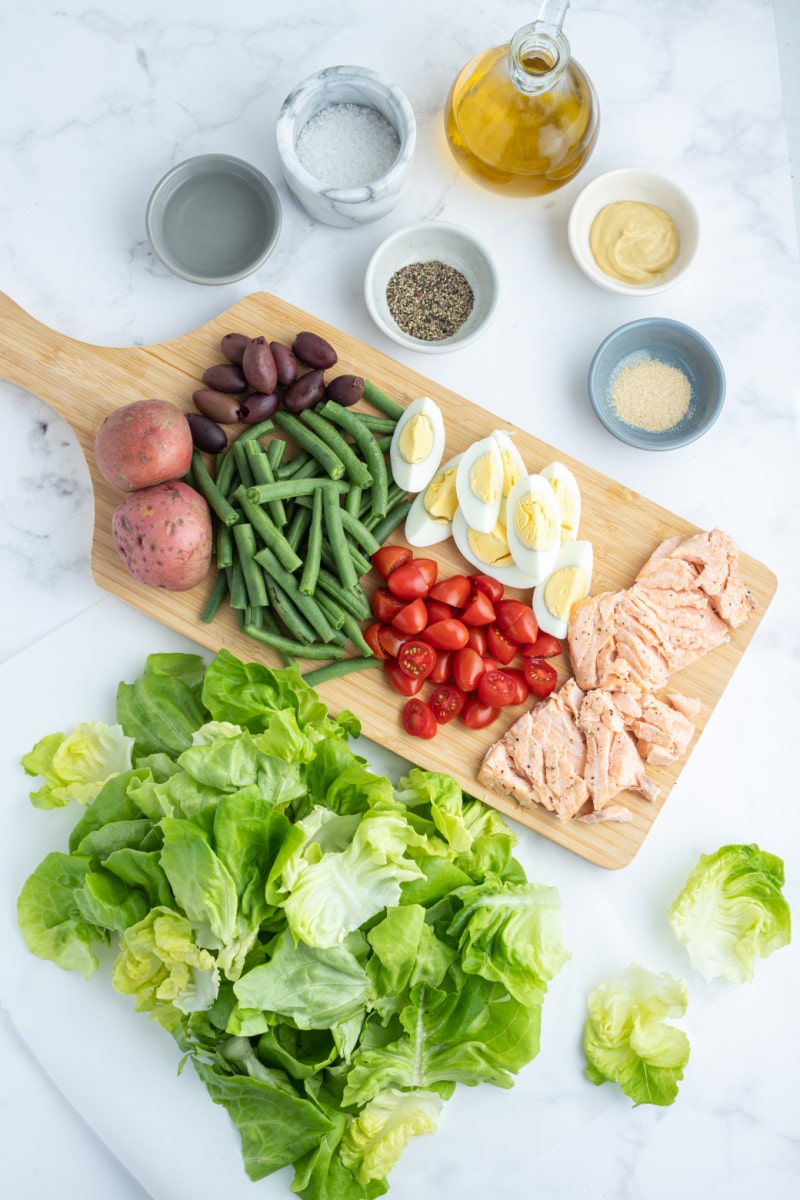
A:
146,154,282,284
364,220,499,354
588,317,725,450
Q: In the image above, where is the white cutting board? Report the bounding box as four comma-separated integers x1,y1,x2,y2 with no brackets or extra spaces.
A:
0,598,639,1200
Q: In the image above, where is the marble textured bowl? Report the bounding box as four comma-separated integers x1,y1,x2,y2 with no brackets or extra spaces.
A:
146,154,281,284
568,167,699,296
364,220,499,354
588,317,725,450
276,65,416,228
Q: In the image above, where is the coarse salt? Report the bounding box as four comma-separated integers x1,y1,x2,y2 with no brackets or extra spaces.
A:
296,103,400,187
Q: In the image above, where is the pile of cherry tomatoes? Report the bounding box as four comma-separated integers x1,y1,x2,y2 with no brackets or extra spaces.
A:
366,546,562,740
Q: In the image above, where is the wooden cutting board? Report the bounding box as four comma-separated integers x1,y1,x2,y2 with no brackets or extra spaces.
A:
0,289,777,868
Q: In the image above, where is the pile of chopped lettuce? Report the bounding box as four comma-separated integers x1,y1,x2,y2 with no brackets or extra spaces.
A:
17,649,569,1200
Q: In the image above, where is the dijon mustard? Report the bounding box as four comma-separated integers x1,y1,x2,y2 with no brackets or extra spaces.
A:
589,200,679,285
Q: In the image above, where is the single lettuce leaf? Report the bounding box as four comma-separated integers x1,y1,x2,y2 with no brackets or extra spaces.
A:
22,722,135,809
339,1088,443,1186
583,962,690,1106
667,843,792,983
116,654,208,758
17,851,108,977
112,906,219,1030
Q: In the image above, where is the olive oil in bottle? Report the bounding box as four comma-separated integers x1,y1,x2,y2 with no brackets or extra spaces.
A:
445,1,599,196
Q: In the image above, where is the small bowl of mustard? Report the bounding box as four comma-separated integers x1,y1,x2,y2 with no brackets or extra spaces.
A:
567,168,699,296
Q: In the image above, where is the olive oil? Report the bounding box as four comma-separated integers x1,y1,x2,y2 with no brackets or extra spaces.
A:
444,5,598,196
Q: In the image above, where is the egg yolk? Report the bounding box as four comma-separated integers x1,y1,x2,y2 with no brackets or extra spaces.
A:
549,478,578,540
423,467,459,521
468,522,514,568
469,452,500,505
543,566,588,619
498,447,523,497
398,413,434,464
514,495,559,550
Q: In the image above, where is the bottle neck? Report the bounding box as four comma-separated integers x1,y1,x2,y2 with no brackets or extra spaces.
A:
507,23,570,95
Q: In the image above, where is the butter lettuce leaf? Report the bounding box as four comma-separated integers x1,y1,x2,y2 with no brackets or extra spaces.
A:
22,721,135,809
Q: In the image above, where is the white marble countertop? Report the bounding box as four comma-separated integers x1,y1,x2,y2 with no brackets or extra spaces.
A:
1,2,798,1198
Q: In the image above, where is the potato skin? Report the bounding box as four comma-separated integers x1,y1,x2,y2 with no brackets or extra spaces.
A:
95,398,193,492
111,481,212,591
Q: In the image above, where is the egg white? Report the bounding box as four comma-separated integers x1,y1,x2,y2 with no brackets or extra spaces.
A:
532,540,594,638
389,396,446,494
451,509,539,589
454,436,506,533
540,460,582,542
505,474,562,583
404,453,463,547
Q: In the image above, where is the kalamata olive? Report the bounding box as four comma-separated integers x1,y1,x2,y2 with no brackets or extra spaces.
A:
202,362,247,394
186,412,227,454
325,374,365,407
292,331,338,370
220,331,250,364
242,336,278,393
269,341,299,387
282,369,326,413
192,387,243,424
239,392,280,424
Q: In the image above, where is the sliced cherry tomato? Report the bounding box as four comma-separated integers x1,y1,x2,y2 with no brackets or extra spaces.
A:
460,590,496,626
520,632,563,658
397,639,437,680
466,626,488,656
372,587,408,623
428,649,454,685
469,573,504,603
378,625,411,657
420,618,469,651
371,545,412,579
425,597,455,624
485,623,518,665
501,666,530,704
494,599,539,645
478,669,520,708
461,695,500,729
386,561,431,600
428,574,472,608
401,697,438,739
413,558,438,591
384,658,425,696
429,683,467,724
480,655,499,674
391,597,429,634
363,622,389,659
452,646,485,692
523,656,558,699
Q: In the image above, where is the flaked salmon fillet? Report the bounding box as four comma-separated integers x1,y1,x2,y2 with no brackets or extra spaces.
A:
569,528,756,694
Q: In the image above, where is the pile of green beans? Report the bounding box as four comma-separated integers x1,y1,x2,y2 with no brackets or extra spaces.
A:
191,381,411,680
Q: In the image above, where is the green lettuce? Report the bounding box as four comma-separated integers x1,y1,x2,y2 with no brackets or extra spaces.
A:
583,963,690,1106
22,721,135,808
667,843,792,983
16,647,569,1199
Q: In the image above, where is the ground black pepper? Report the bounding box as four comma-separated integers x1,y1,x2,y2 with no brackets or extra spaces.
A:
386,259,474,341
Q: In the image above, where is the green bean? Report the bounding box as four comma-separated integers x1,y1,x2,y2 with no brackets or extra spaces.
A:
363,379,404,419
315,569,371,620
312,588,346,630
285,503,312,553
340,612,374,658
244,438,287,526
275,449,312,479
259,608,295,666
266,438,285,472
321,483,358,591
265,577,317,645
299,485,323,597
338,506,381,555
226,560,248,610
232,523,269,609
375,435,392,453
200,569,228,623
272,411,345,480
190,450,240,527
234,487,303,573
216,521,235,570
214,445,239,498
234,417,274,445
244,604,266,630
231,439,255,489
367,500,412,544
350,414,399,434
244,478,349,504
318,400,390,519
243,624,346,660
344,483,362,517
253,543,338,643
301,657,382,687
299,409,373,488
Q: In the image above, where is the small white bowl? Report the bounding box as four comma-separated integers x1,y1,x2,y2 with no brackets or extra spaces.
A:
276,65,416,228
567,167,699,296
364,220,499,354
146,154,281,285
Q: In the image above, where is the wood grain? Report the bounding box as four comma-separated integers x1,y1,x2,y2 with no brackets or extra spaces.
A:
0,289,777,868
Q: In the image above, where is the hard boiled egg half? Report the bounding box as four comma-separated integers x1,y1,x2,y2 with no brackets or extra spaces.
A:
404,454,462,547
505,473,562,584
532,540,594,638
389,396,445,493
540,461,581,541
454,430,526,534
451,509,540,588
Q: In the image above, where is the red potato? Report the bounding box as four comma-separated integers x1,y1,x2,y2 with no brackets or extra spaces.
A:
111,481,212,591
95,398,193,492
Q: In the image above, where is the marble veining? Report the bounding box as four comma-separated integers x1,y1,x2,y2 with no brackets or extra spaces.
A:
0,2,798,1199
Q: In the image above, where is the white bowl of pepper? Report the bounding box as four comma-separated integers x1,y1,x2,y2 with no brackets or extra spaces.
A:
364,220,500,354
